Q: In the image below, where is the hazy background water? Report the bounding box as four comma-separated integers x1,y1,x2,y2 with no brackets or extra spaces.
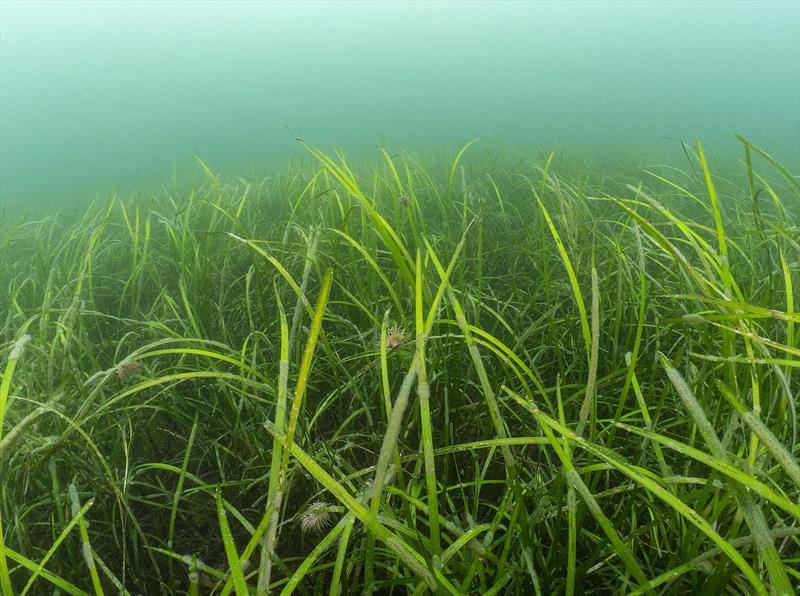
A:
1,0,798,208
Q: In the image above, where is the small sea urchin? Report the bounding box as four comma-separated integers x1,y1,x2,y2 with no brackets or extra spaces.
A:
385,323,407,352
115,361,142,381
300,501,332,533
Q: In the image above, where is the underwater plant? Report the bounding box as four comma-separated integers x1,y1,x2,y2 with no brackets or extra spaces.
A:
0,138,798,595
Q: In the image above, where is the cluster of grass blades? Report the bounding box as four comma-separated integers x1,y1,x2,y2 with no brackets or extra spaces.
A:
0,136,798,594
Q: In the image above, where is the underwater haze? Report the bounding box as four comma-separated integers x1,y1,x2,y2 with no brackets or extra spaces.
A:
1,0,799,207
3,2,800,594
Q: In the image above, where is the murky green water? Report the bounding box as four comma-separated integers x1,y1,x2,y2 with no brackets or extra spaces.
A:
1,0,798,207
2,4,800,593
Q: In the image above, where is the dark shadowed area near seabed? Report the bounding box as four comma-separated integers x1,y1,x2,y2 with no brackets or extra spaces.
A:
1,1,799,595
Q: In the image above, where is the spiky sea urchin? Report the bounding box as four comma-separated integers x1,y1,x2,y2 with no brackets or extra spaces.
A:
115,361,142,381
300,501,332,533
385,323,407,352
